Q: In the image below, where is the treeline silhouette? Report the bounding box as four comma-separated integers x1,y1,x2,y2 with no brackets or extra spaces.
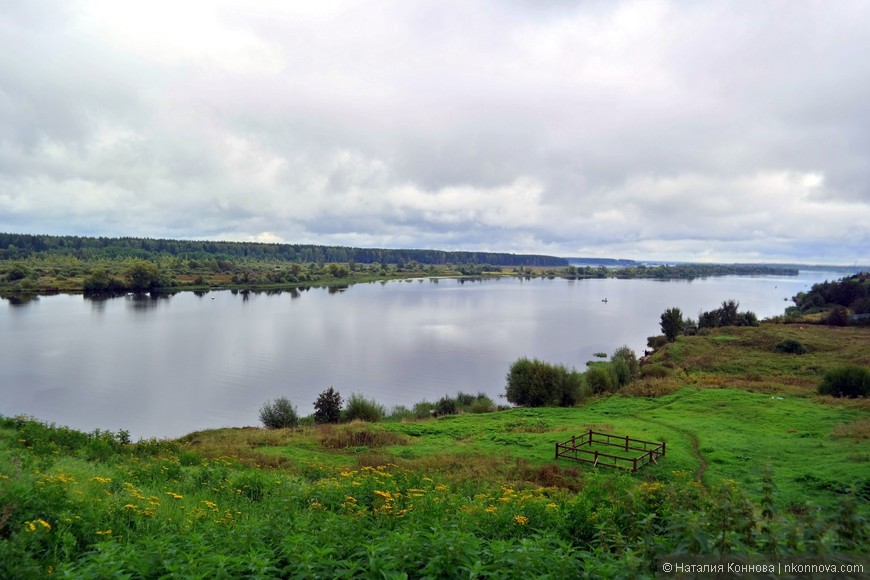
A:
0,233,567,267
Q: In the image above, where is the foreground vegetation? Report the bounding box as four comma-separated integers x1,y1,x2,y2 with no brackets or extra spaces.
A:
2,318,868,576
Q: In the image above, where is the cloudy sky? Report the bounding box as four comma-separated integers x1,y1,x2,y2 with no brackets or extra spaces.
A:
1,1,869,264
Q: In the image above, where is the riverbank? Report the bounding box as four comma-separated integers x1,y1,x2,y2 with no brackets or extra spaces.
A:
1,250,809,299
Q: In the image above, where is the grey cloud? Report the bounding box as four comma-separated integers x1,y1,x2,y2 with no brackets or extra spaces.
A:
1,1,869,264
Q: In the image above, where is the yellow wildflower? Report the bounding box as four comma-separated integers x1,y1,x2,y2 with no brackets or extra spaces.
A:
485,506,498,513
513,515,529,526
96,529,112,536
165,492,183,500
546,503,558,510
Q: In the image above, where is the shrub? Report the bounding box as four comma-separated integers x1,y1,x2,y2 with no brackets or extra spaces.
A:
647,335,669,350
640,363,671,378
387,405,414,421
610,345,639,386
259,397,299,429
467,394,496,414
320,422,407,449
773,338,808,355
823,305,851,327
5,262,31,282
412,401,436,419
585,363,616,394
818,365,870,398
435,396,458,416
313,387,343,424
434,392,496,415
342,393,385,422
505,358,585,407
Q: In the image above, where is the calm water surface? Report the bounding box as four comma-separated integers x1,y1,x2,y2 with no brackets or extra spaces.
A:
1,271,839,439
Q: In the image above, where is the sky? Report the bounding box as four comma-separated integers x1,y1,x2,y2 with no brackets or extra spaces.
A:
1,1,869,265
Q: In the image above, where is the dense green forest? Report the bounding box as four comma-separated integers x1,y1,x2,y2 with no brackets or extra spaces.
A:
790,272,870,318
0,233,567,267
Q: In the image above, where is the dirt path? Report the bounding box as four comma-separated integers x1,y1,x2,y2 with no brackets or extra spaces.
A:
629,392,708,484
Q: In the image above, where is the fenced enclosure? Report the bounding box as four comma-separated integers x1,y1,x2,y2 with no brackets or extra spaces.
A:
555,430,665,473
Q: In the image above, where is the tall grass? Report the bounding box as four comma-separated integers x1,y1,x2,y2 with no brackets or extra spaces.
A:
1,415,867,578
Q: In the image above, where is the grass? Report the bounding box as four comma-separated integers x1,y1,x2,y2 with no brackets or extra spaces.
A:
1,322,869,576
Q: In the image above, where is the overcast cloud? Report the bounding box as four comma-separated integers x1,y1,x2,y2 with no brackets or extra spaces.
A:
1,0,868,264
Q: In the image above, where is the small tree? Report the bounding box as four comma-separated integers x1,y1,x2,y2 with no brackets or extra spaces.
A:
718,300,740,326
660,307,685,342
313,387,343,424
259,397,299,429
610,345,639,385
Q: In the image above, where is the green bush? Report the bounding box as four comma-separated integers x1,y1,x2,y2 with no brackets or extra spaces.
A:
5,262,31,281
640,364,671,379
773,338,808,355
467,394,496,414
823,306,851,327
505,358,585,407
83,267,125,293
818,365,870,398
585,362,617,394
259,397,299,429
610,345,639,386
387,405,414,421
435,396,458,416
412,400,436,419
342,393,385,422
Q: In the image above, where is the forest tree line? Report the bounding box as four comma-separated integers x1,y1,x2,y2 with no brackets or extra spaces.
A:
0,233,567,267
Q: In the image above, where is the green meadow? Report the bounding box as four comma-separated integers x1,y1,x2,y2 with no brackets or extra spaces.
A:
1,323,868,577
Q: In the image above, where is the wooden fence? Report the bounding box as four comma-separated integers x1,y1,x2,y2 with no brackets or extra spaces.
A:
555,430,665,473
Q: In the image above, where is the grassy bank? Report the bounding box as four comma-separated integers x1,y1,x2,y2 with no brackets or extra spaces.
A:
1,323,868,577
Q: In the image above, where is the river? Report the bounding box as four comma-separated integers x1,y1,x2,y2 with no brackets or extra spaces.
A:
0,270,842,439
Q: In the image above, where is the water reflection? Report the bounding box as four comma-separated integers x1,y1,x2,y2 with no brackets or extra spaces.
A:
1,292,39,306
127,292,175,311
